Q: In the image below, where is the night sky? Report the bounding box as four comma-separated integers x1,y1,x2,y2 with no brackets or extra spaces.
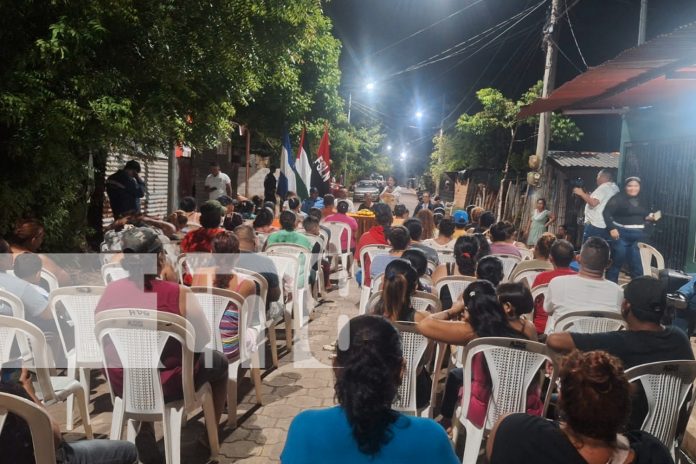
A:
325,0,696,176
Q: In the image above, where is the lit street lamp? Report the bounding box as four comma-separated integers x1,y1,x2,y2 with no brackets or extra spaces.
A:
386,144,392,151
415,110,424,120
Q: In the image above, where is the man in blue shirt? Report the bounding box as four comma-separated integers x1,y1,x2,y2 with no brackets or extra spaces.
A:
301,187,323,214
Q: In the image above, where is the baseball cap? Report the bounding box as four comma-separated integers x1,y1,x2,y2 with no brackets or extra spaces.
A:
624,276,666,315
453,210,469,226
121,227,163,253
201,200,226,216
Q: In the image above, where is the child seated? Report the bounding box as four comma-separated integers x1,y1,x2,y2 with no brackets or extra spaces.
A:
13,252,48,298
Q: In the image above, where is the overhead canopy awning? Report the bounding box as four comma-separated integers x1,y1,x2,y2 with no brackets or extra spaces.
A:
519,22,696,118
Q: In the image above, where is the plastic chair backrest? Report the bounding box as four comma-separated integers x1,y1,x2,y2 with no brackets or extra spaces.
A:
531,284,548,302
626,360,696,456
461,337,558,429
392,321,430,414
637,242,665,277
517,248,534,261
323,221,352,255
491,254,522,281
508,260,553,286
176,253,190,285
94,309,197,414
101,262,129,285
371,273,384,295
190,287,262,361
266,244,312,285
359,244,392,269
437,250,456,265
49,286,105,367
234,268,269,311
434,276,476,303
40,269,59,293
0,316,55,403
411,291,442,313
554,310,626,333
0,392,57,464
0,288,25,319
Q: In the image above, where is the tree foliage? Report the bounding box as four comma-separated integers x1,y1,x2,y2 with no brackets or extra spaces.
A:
0,0,381,249
430,82,583,192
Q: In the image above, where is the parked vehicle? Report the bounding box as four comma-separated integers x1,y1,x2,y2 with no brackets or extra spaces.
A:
353,179,381,202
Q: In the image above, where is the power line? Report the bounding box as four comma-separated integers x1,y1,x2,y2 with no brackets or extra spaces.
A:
565,0,588,69
368,0,487,58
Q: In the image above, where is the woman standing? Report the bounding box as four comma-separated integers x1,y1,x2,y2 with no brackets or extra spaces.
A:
380,175,402,209
603,177,657,282
526,199,555,247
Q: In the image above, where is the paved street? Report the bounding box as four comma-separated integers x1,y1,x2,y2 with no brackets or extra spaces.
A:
53,279,362,463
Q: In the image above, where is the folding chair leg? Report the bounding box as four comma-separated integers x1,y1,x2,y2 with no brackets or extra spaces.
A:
65,362,77,431
227,362,240,427
163,405,185,464
73,385,93,438
201,386,220,459
110,397,125,440
429,342,447,418
251,351,263,405
268,326,279,368
284,306,293,352
462,421,485,464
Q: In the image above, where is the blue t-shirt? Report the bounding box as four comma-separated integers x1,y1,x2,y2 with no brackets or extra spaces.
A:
281,406,458,464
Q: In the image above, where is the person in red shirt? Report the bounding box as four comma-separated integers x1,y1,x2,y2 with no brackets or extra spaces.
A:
181,200,225,253
354,203,392,287
531,239,577,334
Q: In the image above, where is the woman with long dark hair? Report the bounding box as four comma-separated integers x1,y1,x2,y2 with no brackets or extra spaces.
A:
373,259,430,322
432,235,479,309
603,177,658,282
487,350,672,463
281,315,458,463
418,280,542,432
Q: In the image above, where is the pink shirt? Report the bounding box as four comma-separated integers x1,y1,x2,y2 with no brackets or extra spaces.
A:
489,242,522,257
324,213,358,250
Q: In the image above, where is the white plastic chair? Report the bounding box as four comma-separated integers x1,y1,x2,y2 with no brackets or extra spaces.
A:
266,243,314,319
49,286,105,431
637,242,665,278
0,288,25,318
40,269,60,293
302,233,326,300
264,252,300,352
176,253,191,285
453,337,558,463
235,268,280,368
517,247,534,261
392,321,432,417
190,287,264,427
323,221,352,284
626,360,696,459
509,261,553,288
95,309,219,463
0,392,57,464
553,309,627,333
491,254,522,282
358,244,392,314
0,315,93,438
101,262,129,284
437,250,456,266
434,275,477,305
528,283,549,322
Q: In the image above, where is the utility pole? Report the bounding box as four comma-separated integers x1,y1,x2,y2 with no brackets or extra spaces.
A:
344,92,352,186
534,0,561,168
638,0,648,45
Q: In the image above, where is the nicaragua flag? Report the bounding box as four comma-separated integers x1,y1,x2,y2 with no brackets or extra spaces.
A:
295,127,312,199
278,131,296,200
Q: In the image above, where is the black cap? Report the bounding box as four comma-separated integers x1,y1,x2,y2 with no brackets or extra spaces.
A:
624,276,665,315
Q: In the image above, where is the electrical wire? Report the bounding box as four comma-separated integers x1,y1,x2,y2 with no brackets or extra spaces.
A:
385,0,547,79
565,0,588,69
368,0,487,58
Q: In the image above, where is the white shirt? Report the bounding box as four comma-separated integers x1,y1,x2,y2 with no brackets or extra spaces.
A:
585,182,619,228
380,186,402,204
543,274,623,334
205,172,231,200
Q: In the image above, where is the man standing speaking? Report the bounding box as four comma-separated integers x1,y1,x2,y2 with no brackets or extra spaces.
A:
573,169,619,243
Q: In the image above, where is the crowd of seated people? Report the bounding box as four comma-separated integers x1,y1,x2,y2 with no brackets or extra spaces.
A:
0,183,690,464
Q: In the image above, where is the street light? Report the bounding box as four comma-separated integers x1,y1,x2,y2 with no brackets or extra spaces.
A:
415,110,424,120
400,151,407,161
366,81,376,91
386,144,392,151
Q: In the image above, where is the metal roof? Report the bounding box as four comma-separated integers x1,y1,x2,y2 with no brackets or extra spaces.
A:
547,151,620,169
519,22,696,118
